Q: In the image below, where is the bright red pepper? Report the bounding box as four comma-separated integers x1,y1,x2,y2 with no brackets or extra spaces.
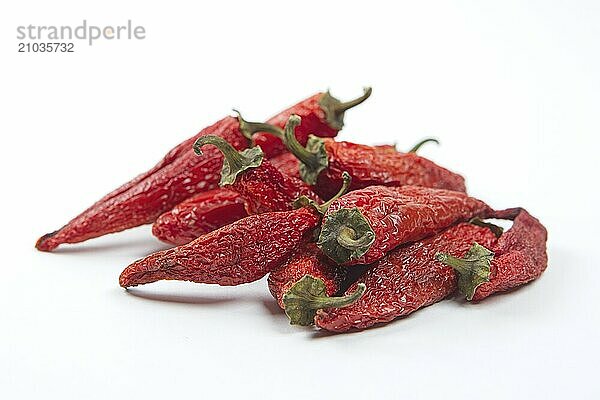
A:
436,208,547,301
312,223,499,331
36,89,370,252
318,185,492,265
152,188,248,245
276,115,465,198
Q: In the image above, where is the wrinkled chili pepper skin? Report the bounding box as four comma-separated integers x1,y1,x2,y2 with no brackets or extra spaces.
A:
254,94,338,158
151,188,248,246
119,207,321,287
269,152,301,179
268,244,346,309
472,208,548,301
323,185,492,265
316,223,498,332
316,139,466,198
231,159,320,215
37,93,341,252
36,117,247,252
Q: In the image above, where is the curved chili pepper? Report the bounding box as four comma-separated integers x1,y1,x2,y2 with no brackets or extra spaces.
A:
276,115,465,198
151,188,248,245
119,174,352,288
267,243,347,310
318,185,492,265
36,89,370,252
193,134,320,215
436,208,547,301
312,223,498,331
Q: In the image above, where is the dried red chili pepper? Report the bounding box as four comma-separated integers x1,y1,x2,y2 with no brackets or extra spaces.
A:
276,115,465,198
151,150,306,245
193,133,320,215
251,88,372,158
119,208,320,287
267,243,349,311
318,185,492,265
436,208,547,301
36,117,249,252
311,223,499,331
151,188,248,245
119,174,352,288
36,89,370,252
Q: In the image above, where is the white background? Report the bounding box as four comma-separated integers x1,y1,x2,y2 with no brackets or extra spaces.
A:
1,1,599,399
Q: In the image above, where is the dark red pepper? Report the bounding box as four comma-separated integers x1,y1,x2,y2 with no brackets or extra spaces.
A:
36,89,370,252
278,115,465,198
152,188,248,245
119,208,321,287
318,185,492,265
436,208,548,301
193,133,321,215
119,174,352,288
312,223,499,331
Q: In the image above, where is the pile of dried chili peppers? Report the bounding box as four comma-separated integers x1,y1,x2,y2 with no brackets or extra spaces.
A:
36,88,548,333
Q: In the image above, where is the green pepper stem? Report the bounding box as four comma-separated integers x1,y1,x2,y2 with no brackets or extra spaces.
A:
319,87,372,131
193,135,264,186
317,172,352,211
435,242,495,301
194,135,247,171
282,274,366,326
283,115,320,167
332,87,372,113
435,253,471,274
336,226,376,250
282,115,330,185
408,138,440,153
306,284,366,309
317,207,376,264
233,109,284,141
293,172,351,214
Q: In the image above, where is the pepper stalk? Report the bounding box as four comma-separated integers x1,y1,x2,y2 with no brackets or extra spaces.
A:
283,275,366,326
293,171,352,215
408,138,439,153
435,242,495,300
317,207,376,264
282,115,330,185
193,135,264,186
234,109,284,143
318,87,372,131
